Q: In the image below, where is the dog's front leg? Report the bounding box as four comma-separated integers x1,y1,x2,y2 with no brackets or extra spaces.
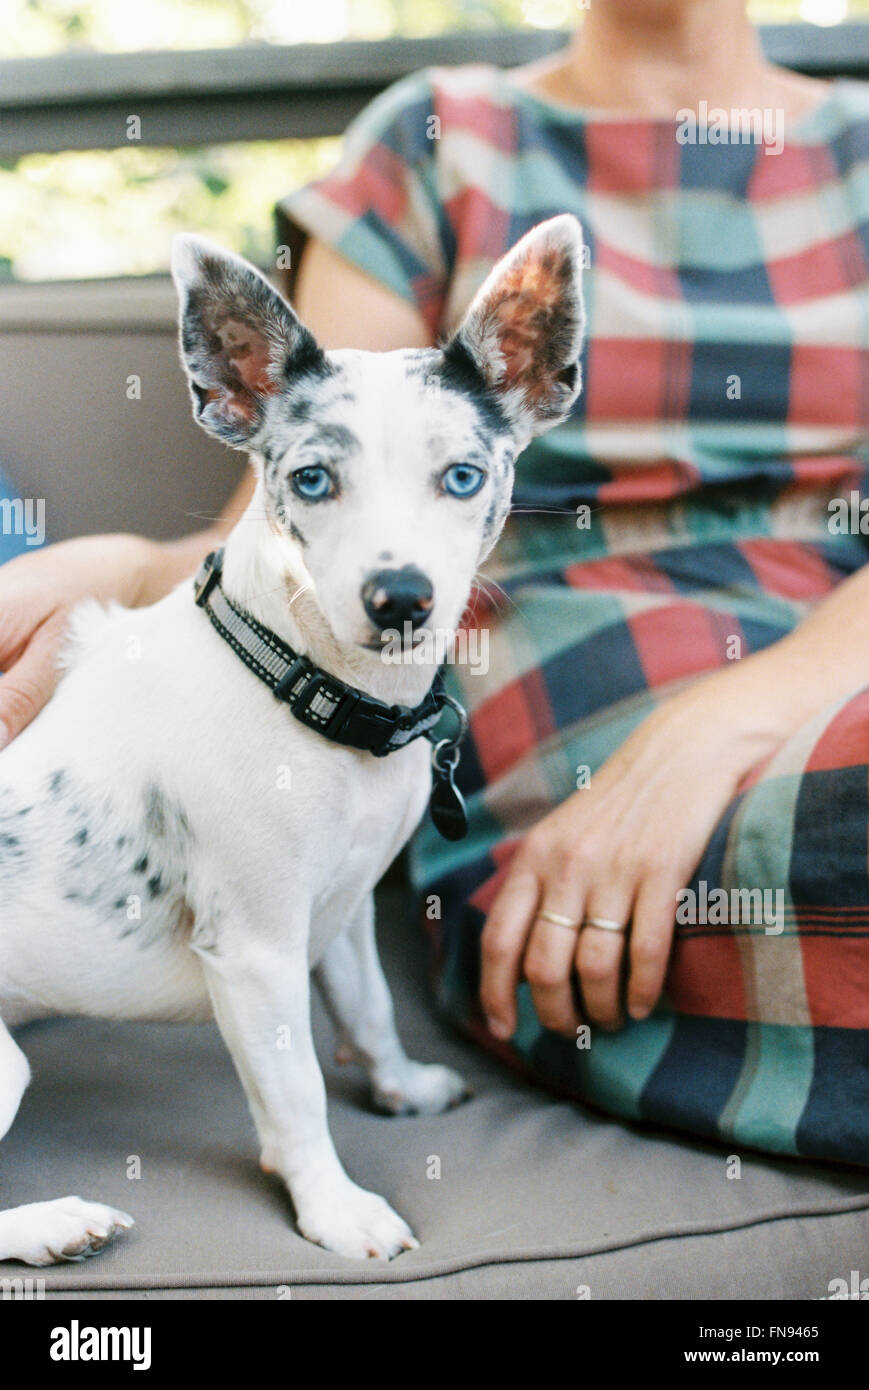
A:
194,922,418,1260
314,894,468,1115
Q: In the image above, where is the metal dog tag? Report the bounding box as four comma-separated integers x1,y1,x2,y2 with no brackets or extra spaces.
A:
429,740,468,841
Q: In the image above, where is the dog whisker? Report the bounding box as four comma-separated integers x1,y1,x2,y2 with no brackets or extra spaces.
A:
509,504,596,517
246,583,297,603
472,572,517,614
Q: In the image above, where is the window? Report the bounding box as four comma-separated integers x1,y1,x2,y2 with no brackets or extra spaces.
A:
0,0,865,282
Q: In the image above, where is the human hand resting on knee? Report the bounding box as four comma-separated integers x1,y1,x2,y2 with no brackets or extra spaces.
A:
481,570,869,1036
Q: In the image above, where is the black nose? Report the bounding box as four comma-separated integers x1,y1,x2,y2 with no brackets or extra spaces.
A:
362,566,434,631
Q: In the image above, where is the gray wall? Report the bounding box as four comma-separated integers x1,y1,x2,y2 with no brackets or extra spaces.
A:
0,275,246,543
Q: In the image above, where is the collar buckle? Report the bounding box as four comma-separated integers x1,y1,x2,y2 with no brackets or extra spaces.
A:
276,659,399,755
276,658,378,748
282,665,359,739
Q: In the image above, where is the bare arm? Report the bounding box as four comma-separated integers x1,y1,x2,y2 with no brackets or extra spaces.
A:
0,240,430,745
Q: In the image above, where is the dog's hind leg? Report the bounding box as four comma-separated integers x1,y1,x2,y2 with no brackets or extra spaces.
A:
314,894,469,1116
0,1017,30,1143
0,1018,134,1266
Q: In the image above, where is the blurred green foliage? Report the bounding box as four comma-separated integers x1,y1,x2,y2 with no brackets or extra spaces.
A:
0,0,865,281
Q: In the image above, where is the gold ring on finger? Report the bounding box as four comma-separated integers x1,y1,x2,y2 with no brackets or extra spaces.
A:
582,916,628,934
536,908,582,932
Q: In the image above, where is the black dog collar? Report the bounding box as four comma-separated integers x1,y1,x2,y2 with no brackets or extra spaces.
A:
192,549,469,839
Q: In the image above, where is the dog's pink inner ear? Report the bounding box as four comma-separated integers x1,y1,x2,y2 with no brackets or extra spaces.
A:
213,317,278,402
483,248,574,409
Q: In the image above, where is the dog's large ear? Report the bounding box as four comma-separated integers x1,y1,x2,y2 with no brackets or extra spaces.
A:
171,235,324,448
446,214,585,443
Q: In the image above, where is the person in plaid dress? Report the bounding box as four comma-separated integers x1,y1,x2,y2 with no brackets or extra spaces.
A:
275,6,869,1165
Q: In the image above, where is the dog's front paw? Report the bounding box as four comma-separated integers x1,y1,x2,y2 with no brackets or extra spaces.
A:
373,1061,471,1117
1,1196,134,1266
296,1183,418,1261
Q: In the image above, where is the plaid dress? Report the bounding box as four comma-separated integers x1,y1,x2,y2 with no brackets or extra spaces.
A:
279,65,869,1165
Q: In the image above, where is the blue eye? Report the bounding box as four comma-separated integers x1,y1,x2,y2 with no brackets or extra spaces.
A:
442,464,486,498
291,466,334,501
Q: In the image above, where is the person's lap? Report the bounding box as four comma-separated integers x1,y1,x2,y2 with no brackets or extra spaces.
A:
410,524,869,1165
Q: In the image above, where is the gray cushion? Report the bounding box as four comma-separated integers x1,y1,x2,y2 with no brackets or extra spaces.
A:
3,887,867,1299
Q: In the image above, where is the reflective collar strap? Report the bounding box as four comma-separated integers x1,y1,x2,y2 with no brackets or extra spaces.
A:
192,549,446,758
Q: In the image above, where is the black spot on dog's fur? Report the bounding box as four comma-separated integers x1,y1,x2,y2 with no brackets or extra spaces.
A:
285,394,313,423
0,789,32,882
284,379,352,420
0,768,192,950
309,422,359,458
438,341,511,437
143,783,192,852
280,341,333,387
144,784,167,839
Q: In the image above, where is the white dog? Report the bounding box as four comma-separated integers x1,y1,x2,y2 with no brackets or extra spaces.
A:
0,215,584,1264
